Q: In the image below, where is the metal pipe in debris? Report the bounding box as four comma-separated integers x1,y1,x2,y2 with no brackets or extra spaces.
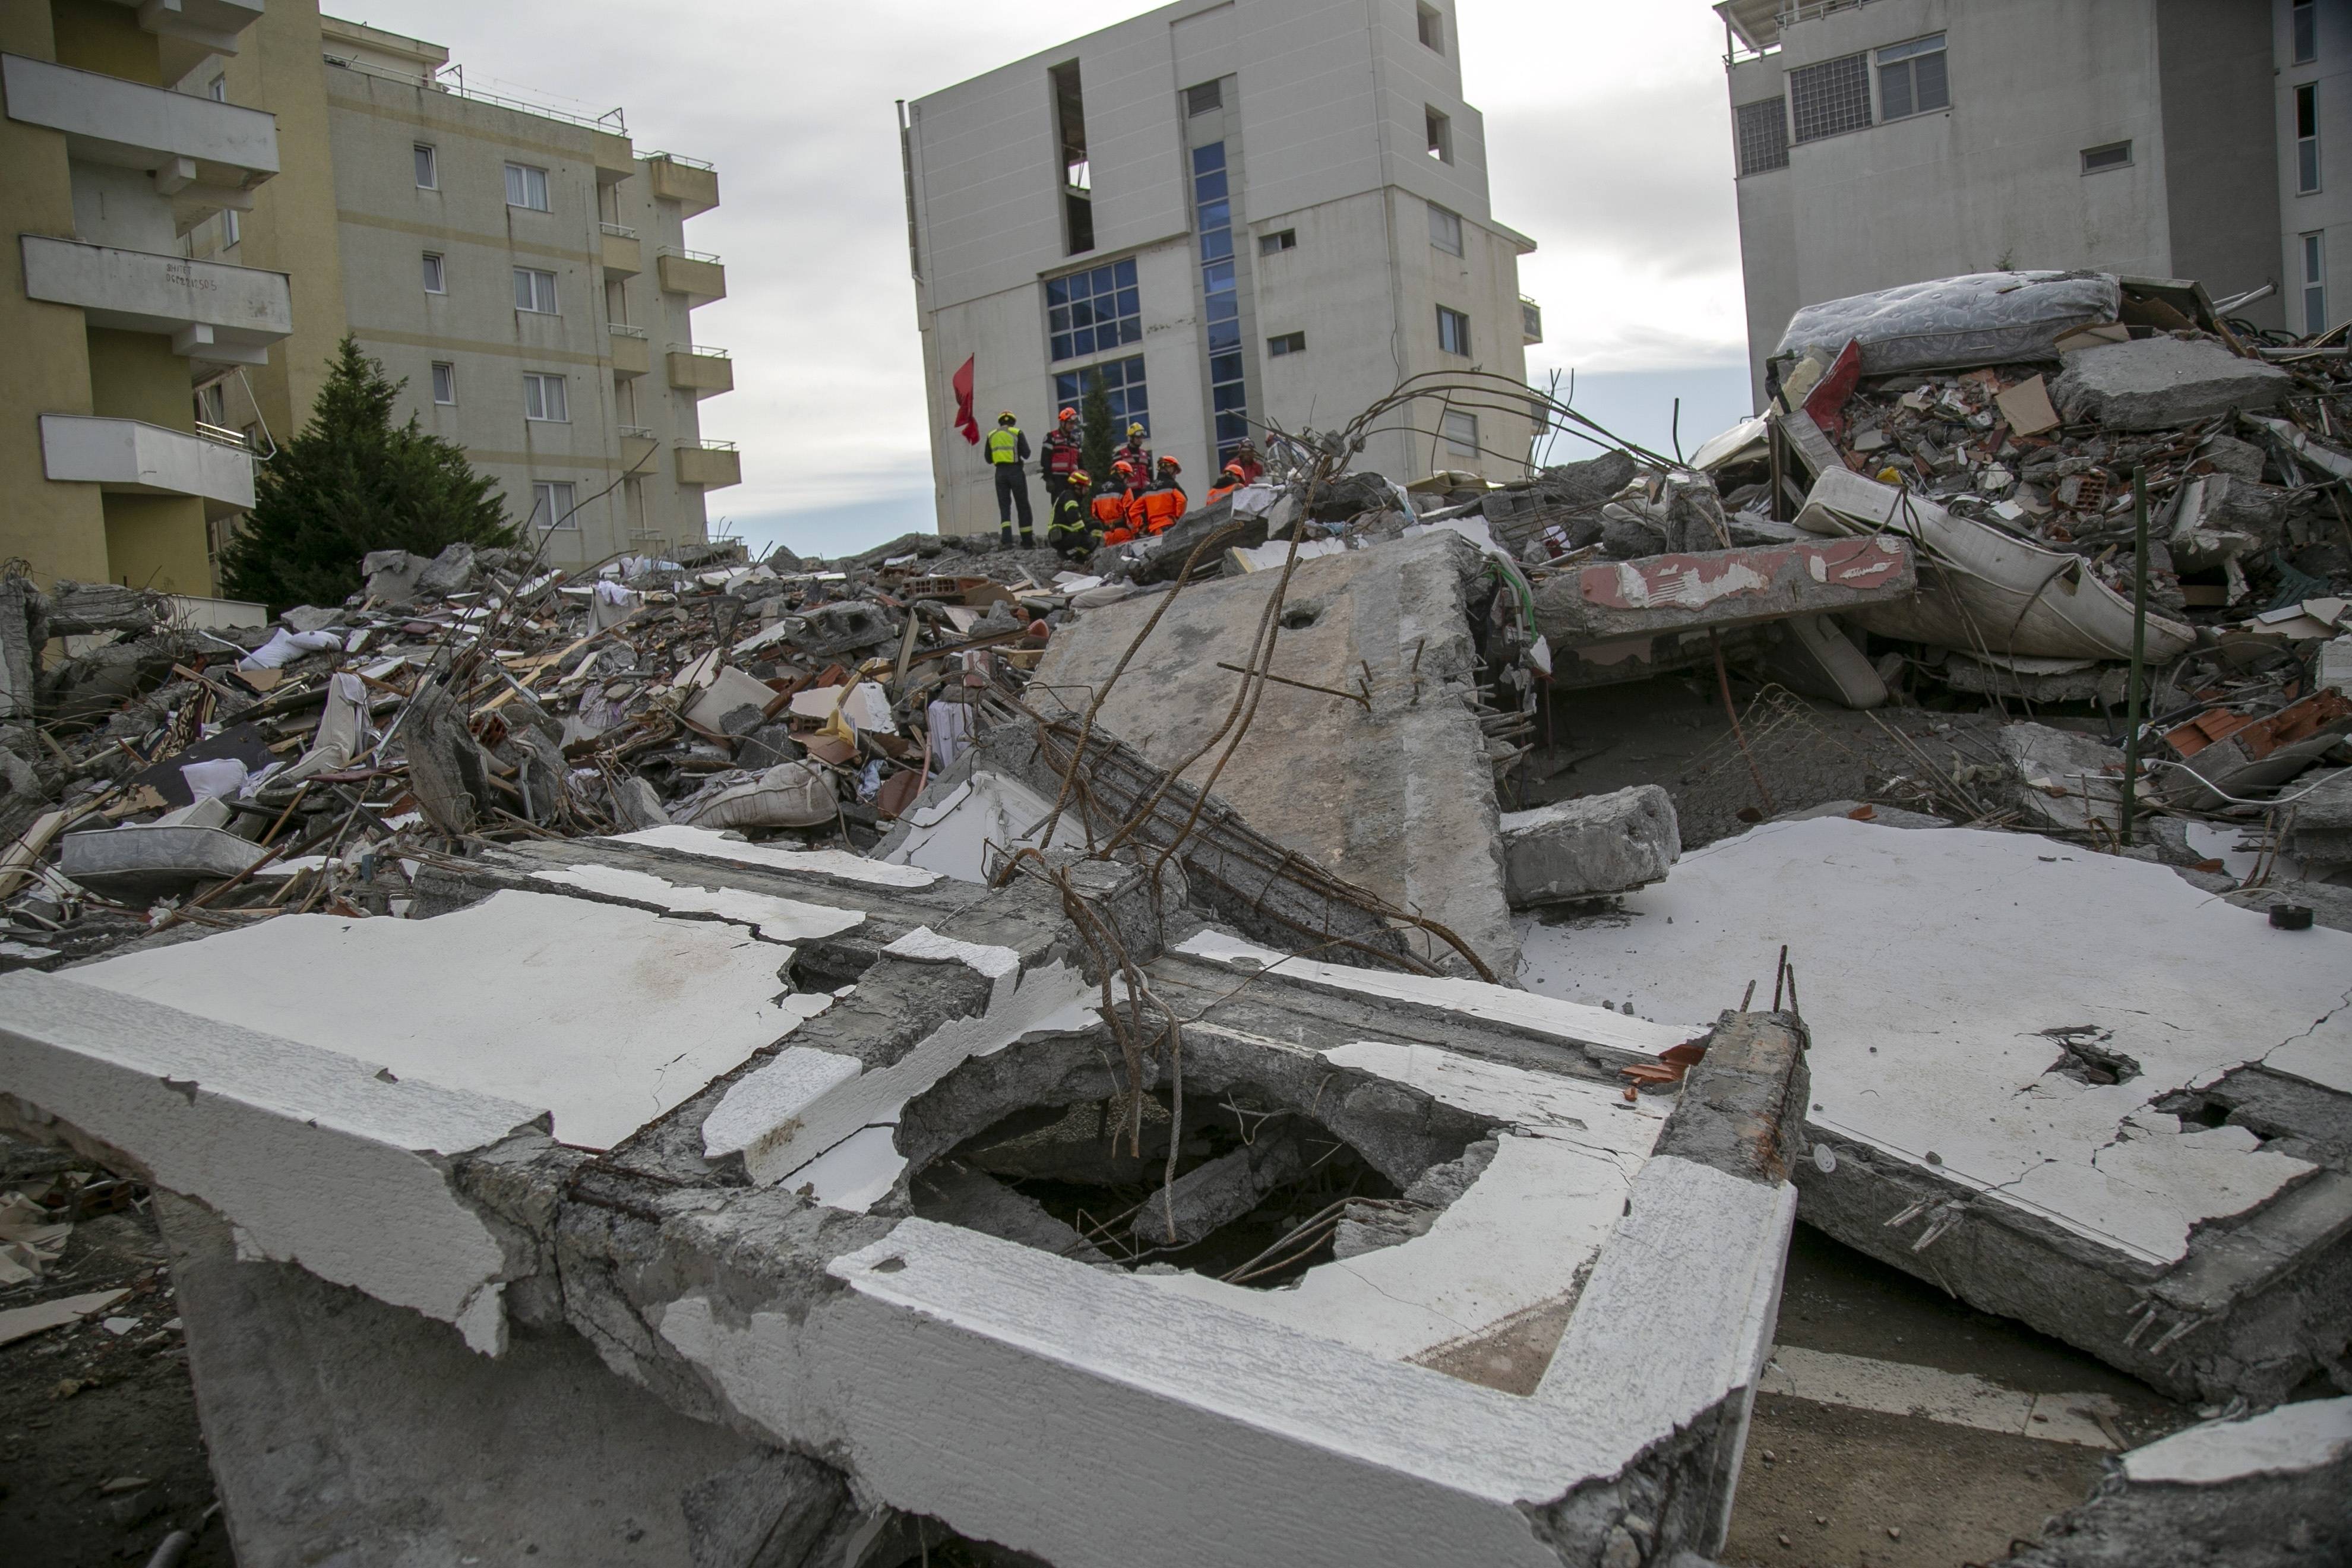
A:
2120,466,2151,847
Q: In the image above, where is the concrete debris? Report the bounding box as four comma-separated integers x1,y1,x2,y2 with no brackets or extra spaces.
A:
1497,785,1680,906
2050,336,2294,432
1992,1398,2351,1567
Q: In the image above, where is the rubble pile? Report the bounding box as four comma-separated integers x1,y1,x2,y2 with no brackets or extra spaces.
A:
0,535,1106,972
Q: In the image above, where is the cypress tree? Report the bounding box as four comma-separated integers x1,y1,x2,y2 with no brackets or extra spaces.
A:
220,336,517,612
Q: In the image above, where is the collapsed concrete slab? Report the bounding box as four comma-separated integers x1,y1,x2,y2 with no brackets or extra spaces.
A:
1529,537,1916,688
1498,786,1681,907
1032,529,1520,977
1992,1398,2352,1567
2048,336,2294,431
1516,817,2352,1404
0,813,1808,1567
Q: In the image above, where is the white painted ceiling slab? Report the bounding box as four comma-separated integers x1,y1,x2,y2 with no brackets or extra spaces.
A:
77,890,814,1150
1515,818,2348,1264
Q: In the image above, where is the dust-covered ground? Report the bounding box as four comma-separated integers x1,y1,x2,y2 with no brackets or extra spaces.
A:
0,1147,230,1566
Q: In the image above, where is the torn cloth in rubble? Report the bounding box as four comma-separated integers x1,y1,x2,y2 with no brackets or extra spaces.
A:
669,761,839,830
277,672,371,785
239,628,346,671
1775,270,2121,377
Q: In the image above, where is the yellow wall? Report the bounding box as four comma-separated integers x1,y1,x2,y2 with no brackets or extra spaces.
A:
208,0,346,448
87,328,195,431
103,495,213,594
0,1,105,586
49,0,162,84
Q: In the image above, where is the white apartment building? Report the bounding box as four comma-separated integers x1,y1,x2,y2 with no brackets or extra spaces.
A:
902,0,1540,539
189,4,735,573
1718,0,2342,401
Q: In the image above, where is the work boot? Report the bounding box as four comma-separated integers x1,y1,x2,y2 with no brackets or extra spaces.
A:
997,528,1014,551
1018,531,1036,551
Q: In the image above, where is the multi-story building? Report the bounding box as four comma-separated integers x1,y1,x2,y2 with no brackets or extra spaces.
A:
3,0,292,595
186,2,734,573
1716,0,2340,401
902,0,1541,539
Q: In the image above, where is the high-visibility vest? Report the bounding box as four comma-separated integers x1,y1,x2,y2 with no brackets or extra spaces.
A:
1047,495,1089,538
1141,484,1188,534
986,426,1022,464
1090,491,1129,529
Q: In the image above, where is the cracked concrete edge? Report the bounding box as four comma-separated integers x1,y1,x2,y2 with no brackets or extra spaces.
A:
1652,1011,1809,1187
1793,1130,2352,1403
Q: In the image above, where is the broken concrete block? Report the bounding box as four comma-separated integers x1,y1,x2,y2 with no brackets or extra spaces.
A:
1996,722,2128,836
1130,1128,1307,1248
2156,688,2352,811
2167,473,2289,572
1942,653,2126,708
0,574,36,723
359,548,422,605
278,605,345,634
1497,786,1680,906
413,542,478,597
2049,337,2293,431
1518,816,2352,1404
1991,1398,2352,1567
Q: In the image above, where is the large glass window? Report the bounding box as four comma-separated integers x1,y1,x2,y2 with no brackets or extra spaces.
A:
1045,258,1140,362
1052,354,1149,438
1428,202,1464,257
1876,34,1948,121
1436,305,1471,357
1194,141,1248,459
531,480,577,530
2300,83,2321,194
513,267,558,314
1789,52,1871,143
2304,231,2328,334
523,373,568,422
1735,97,1790,176
2296,0,2316,65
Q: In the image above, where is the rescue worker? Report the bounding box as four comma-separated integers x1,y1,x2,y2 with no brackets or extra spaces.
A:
1095,461,1141,545
985,411,1034,548
1228,438,1266,484
1113,422,1152,478
1206,461,1248,505
1046,467,1096,559
1039,407,1084,502
1136,455,1188,536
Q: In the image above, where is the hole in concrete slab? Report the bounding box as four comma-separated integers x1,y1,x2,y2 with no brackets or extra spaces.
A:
2040,1026,2141,1086
915,1092,1408,1289
2151,1090,2236,1130
1279,604,1322,630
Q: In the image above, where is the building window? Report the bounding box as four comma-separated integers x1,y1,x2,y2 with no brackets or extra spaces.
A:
1425,106,1453,163
1875,34,1948,121
504,162,550,211
2300,83,2321,194
1436,305,1471,357
1193,141,1248,460
1441,409,1478,456
1052,61,1093,255
1267,331,1305,357
1789,52,1872,144
422,252,445,293
2304,231,2327,333
523,373,568,422
207,75,226,102
2296,0,2317,65
197,381,227,426
1259,229,1295,255
431,362,456,404
414,143,437,189
1428,201,1464,257
2081,141,2132,175
1186,80,1221,116
222,208,239,247
1735,97,1790,176
1052,354,1148,437
513,267,558,314
1045,257,1140,362
531,480,577,530
1521,297,1543,344
1417,2,1444,53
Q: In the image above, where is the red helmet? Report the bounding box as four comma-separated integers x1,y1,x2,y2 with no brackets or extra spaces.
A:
1222,463,1245,480
1158,456,1181,473
1058,407,1077,422
1112,460,1135,476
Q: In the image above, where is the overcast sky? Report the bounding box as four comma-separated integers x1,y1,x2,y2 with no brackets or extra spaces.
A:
346,1,1754,555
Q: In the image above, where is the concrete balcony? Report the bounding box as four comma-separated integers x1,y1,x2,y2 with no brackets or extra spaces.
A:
619,425,657,470
609,323,649,378
592,129,635,184
674,439,739,489
643,152,718,216
110,0,265,77
21,236,291,366
599,222,641,277
655,247,725,304
3,54,277,230
42,413,254,517
665,343,731,397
